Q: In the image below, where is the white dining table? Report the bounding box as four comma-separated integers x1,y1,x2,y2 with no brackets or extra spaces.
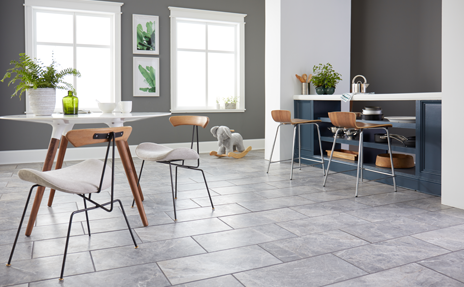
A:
0,112,171,236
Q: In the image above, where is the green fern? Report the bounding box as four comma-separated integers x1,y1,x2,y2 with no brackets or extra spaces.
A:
1,53,81,99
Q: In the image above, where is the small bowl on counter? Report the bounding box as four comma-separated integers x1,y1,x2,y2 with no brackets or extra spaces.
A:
97,102,117,113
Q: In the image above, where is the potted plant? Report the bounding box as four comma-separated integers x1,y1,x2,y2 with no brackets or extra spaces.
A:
1,53,80,116
310,63,342,95
224,96,237,109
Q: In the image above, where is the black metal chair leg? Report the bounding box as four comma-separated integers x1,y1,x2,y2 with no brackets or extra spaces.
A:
83,195,91,236
175,165,179,199
60,210,78,280
131,160,145,208
115,199,138,248
169,163,177,221
199,169,214,210
7,184,38,267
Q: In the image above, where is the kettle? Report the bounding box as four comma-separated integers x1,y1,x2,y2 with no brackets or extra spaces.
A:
352,75,369,93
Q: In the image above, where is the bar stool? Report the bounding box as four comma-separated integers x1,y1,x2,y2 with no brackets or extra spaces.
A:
267,110,325,179
323,112,397,196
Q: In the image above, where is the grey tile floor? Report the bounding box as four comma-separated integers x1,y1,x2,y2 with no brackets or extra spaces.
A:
1,150,464,286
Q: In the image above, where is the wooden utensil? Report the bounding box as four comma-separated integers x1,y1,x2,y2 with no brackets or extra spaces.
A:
307,74,312,83
302,74,307,83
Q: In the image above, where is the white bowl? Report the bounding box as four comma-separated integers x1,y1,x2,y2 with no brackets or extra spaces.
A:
98,102,117,113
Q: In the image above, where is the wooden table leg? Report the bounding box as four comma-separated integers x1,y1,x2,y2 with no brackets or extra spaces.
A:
124,140,144,201
48,135,68,207
116,140,148,227
25,138,60,236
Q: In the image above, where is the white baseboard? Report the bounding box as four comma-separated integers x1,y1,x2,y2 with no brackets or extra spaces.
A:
0,139,265,165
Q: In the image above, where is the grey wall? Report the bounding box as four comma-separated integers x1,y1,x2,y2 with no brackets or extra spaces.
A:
0,0,265,151
351,0,442,115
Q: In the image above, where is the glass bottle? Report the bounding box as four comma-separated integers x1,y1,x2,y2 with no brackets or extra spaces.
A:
62,91,79,115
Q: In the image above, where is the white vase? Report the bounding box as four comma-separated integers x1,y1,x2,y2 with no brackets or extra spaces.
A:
27,88,56,116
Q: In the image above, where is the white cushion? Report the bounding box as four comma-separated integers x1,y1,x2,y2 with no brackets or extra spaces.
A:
135,142,199,161
18,159,111,194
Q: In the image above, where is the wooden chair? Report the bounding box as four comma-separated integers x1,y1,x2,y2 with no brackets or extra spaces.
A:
132,116,214,220
267,110,325,179
323,112,397,196
7,127,138,280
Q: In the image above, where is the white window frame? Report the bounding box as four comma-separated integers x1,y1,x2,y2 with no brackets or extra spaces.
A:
169,7,246,113
24,0,122,113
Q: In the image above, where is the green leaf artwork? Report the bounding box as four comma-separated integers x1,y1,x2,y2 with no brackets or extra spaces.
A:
137,21,156,51
138,64,156,93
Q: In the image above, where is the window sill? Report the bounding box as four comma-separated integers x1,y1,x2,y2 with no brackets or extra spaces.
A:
171,109,246,113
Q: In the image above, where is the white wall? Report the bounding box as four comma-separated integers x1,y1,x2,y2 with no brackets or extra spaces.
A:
265,0,351,161
442,0,464,209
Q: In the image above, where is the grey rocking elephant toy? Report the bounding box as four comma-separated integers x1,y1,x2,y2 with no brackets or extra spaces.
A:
210,126,252,158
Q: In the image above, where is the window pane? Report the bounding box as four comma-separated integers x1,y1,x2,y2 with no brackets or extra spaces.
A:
77,15,111,45
76,47,112,109
177,51,206,107
36,45,74,110
36,12,73,44
208,53,235,107
208,24,235,52
177,22,206,50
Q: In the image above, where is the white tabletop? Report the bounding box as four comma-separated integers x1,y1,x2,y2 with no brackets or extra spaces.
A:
293,92,442,101
0,112,171,138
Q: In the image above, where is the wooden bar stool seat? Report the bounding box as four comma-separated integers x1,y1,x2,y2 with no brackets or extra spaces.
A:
267,110,325,179
323,112,397,196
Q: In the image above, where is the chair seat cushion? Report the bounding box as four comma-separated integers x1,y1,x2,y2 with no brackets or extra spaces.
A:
136,142,200,161
18,159,111,194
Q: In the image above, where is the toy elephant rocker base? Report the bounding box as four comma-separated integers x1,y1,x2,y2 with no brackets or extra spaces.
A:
210,126,252,159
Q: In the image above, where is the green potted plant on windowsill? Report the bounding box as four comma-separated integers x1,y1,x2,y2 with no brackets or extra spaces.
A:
1,53,81,116
310,63,342,95
224,96,238,109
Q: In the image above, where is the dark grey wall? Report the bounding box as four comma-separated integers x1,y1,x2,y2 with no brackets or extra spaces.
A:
351,0,442,115
0,0,265,151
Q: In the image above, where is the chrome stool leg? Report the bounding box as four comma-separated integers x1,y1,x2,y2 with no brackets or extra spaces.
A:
323,128,340,186
315,123,325,176
267,124,281,174
385,128,397,191
355,130,364,197
290,124,297,180
298,124,301,170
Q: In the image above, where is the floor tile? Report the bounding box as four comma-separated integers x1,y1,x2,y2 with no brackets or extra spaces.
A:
29,263,170,287
91,237,205,271
237,196,315,212
167,203,250,222
158,245,281,285
219,208,307,229
419,250,464,283
326,263,464,287
172,275,243,287
412,224,464,251
346,202,428,222
260,230,368,262
234,254,367,287
277,213,369,236
193,224,296,252
334,236,449,273
134,218,232,242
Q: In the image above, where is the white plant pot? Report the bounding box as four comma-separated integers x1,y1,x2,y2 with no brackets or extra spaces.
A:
225,103,236,109
27,88,56,116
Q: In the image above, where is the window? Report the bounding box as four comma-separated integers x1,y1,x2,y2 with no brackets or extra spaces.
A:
24,0,122,113
169,7,246,113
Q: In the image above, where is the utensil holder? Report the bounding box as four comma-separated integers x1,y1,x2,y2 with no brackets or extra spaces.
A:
301,83,309,95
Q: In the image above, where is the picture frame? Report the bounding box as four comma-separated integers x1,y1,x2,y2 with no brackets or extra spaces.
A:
133,57,159,97
133,14,159,55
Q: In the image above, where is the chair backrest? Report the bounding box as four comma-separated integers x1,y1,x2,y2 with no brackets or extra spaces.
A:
66,127,132,147
271,110,292,123
169,116,209,128
328,112,358,129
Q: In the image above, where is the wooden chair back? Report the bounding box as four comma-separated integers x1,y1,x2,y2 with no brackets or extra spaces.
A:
271,110,292,123
328,112,358,129
169,116,209,128
66,127,132,147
